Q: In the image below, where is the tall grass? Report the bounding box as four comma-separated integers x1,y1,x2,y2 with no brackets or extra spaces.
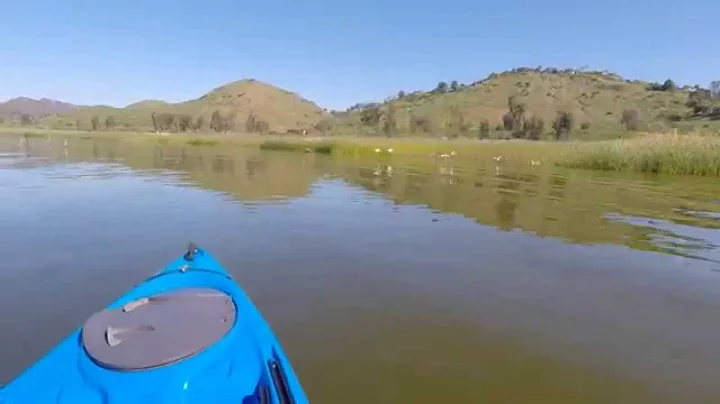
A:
186,138,218,146
557,134,720,176
259,140,334,154
26,132,50,138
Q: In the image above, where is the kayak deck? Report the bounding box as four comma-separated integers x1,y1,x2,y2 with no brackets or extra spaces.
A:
1,245,308,404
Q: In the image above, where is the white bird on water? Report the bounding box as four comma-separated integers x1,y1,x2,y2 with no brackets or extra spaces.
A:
387,148,394,153
531,160,541,166
374,148,381,153
493,156,504,162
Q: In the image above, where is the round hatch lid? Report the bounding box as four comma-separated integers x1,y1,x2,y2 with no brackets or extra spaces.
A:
81,288,236,371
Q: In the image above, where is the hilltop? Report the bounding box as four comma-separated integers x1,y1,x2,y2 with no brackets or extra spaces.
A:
332,68,720,139
0,97,77,123
40,79,327,133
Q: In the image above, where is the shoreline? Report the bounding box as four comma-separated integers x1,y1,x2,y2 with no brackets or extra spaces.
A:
2,127,718,176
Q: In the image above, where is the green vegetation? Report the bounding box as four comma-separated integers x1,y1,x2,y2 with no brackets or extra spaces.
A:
5,123,720,176
557,134,720,176
254,133,720,177
3,67,720,177
21,131,47,138
259,140,334,154
186,138,218,147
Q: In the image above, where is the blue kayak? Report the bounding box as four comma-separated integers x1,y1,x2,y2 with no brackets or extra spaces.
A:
1,244,309,403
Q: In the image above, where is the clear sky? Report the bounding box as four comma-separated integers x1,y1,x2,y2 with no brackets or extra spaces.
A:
1,0,717,110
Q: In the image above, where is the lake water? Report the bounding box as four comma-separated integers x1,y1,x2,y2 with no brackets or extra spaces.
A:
1,133,720,403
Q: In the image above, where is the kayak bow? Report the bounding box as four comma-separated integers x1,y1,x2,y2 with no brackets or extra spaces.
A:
0,244,309,404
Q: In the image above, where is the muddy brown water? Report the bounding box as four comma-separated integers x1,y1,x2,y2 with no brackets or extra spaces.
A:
1,134,720,403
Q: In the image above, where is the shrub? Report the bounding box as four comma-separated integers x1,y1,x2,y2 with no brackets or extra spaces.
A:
383,104,397,137
553,111,573,141
410,114,433,134
478,120,490,139
524,116,544,140
621,109,641,131
360,107,382,126
105,115,116,129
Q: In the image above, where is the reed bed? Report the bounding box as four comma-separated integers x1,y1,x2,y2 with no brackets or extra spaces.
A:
556,134,720,176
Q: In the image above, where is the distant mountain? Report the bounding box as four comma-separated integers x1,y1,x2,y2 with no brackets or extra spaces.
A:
42,79,327,132
0,97,77,118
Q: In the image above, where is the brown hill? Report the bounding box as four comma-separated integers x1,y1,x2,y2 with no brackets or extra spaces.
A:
0,97,77,121
42,79,327,133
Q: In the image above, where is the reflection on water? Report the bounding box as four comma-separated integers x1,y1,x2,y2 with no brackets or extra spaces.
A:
2,133,720,403
607,215,720,263
341,159,720,261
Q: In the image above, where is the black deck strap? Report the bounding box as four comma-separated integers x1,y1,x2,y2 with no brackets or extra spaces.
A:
269,355,294,404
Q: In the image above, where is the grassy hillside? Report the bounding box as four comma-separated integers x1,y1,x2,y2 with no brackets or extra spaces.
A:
8,68,719,139
42,79,327,133
332,68,720,140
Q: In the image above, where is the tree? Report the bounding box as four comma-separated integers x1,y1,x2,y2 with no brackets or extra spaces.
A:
621,109,641,131
151,113,177,132
194,116,205,131
75,119,81,130
710,106,720,120
662,79,676,92
552,111,573,141
383,104,397,137
444,106,468,137
507,96,526,138
524,116,544,140
435,81,448,93
686,88,713,116
502,112,514,131
177,115,192,132
242,112,265,133
20,114,33,126
450,81,460,92
105,115,116,129
397,90,406,99
409,114,432,134
647,82,665,91
210,111,224,132
314,119,334,133
91,116,100,131
223,113,235,131
710,81,720,100
478,120,490,139
360,107,382,127
245,111,258,133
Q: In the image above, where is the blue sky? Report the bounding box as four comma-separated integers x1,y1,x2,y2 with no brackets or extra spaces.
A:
1,0,718,110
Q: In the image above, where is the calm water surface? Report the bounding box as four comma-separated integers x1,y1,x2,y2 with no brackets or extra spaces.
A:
1,134,720,403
